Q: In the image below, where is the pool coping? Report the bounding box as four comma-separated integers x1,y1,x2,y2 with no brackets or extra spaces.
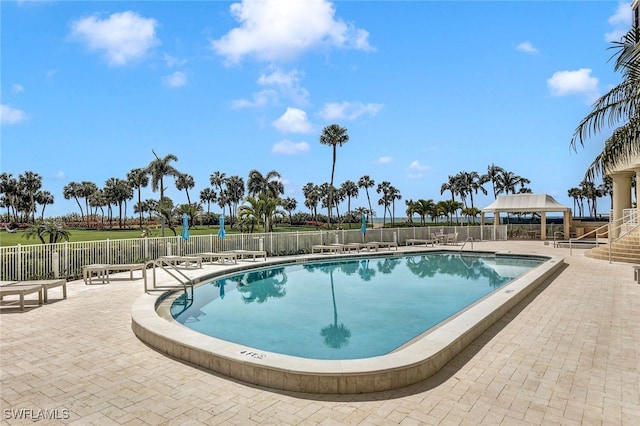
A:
131,249,565,394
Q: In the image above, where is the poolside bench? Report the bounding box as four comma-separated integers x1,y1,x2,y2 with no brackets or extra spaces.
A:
311,245,344,254
159,255,202,269
229,250,267,261
406,238,437,247
0,284,43,311
83,263,146,284
371,241,398,250
7,279,67,303
199,252,238,264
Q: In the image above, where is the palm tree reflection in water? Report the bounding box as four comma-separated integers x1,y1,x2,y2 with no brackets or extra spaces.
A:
317,264,352,349
236,268,288,304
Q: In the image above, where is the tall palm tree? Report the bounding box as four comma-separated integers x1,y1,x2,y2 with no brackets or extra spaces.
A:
0,173,18,222
35,190,54,220
225,175,245,220
302,182,321,222
199,188,217,223
127,168,149,228
104,178,133,228
247,169,283,197
319,124,349,224
483,164,505,199
147,152,179,202
571,27,640,180
282,197,297,224
18,171,42,223
63,181,86,224
376,181,393,226
456,171,487,209
209,171,227,193
175,172,195,204
358,175,375,226
340,180,359,228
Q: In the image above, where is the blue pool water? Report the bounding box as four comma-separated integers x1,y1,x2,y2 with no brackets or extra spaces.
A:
171,253,543,360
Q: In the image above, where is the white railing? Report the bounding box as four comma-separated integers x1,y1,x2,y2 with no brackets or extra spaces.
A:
0,225,506,281
623,208,638,224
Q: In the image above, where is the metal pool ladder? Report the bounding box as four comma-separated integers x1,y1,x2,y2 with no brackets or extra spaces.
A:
459,237,474,253
144,259,194,299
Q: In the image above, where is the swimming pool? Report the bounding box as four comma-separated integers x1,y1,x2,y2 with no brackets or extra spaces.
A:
132,249,564,393
170,253,543,360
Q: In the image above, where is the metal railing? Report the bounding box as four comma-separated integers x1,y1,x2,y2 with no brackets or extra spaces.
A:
0,225,507,281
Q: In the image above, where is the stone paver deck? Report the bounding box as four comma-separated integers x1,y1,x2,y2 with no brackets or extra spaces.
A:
1,241,638,425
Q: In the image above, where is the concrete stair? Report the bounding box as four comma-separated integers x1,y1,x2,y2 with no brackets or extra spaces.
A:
585,229,640,264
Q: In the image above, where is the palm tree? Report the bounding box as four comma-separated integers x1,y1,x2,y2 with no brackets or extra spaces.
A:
456,171,487,210
282,197,297,224
199,188,217,224
567,187,581,217
376,181,393,226
175,172,195,204
495,170,520,195
247,169,283,197
319,124,349,224
127,168,149,228
571,27,640,180
209,171,227,193
35,190,54,220
302,183,321,223
340,180,359,228
24,220,70,244
0,173,18,222
483,164,505,199
357,175,375,227
18,171,42,223
104,178,133,228
147,151,179,202
89,189,108,226
225,175,245,220
63,181,86,224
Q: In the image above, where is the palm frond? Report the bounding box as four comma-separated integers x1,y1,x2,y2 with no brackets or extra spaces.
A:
584,117,640,181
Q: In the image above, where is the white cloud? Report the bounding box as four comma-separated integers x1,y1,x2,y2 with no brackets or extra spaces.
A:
211,0,373,64
377,156,393,164
605,2,632,42
0,104,27,125
231,89,278,109
272,139,310,155
516,41,538,54
547,68,599,102
12,83,24,93
272,107,313,133
409,160,430,171
53,171,66,180
163,53,186,68
318,101,383,121
162,71,187,88
258,69,309,104
70,11,159,66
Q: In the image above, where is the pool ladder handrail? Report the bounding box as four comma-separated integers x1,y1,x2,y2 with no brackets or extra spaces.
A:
144,259,195,299
459,237,474,253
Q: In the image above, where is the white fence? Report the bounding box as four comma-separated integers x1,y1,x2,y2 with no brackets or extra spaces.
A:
0,225,507,281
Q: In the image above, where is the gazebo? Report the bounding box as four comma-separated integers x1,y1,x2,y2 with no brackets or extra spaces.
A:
480,194,571,240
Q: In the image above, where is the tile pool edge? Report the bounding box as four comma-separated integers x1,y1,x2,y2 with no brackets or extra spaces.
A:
131,251,565,394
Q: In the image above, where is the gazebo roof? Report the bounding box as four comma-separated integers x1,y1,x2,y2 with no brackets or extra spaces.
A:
481,194,570,213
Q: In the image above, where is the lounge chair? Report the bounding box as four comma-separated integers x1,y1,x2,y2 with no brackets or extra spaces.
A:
311,245,343,254
228,250,267,261
406,238,437,247
83,263,147,284
158,255,202,269
4,225,16,233
6,279,67,303
199,252,238,264
370,241,398,250
0,284,43,310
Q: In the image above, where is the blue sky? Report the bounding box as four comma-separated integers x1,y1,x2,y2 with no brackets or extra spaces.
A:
1,0,633,219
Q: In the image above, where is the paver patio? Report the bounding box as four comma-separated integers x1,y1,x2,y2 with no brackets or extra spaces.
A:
1,241,638,425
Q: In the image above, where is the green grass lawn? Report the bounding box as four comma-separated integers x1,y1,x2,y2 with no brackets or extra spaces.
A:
0,224,323,247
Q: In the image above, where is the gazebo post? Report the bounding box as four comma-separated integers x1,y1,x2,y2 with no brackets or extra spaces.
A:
540,211,546,240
